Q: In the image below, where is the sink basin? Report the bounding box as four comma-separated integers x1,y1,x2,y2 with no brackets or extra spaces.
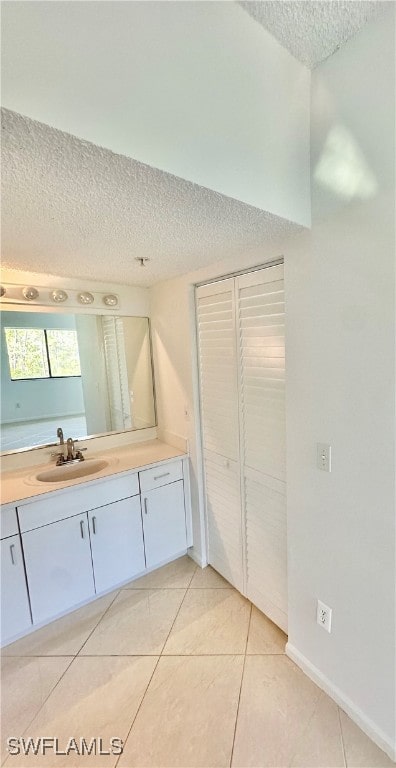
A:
36,459,109,483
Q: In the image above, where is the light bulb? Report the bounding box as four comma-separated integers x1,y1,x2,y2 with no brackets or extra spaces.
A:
103,294,118,307
51,289,68,303
22,286,39,301
77,291,94,305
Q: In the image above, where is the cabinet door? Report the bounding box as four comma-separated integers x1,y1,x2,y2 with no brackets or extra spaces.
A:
1,535,32,644
89,497,145,593
22,513,95,625
142,481,187,569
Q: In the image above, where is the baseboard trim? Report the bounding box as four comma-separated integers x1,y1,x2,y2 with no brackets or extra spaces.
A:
187,547,207,568
286,642,396,762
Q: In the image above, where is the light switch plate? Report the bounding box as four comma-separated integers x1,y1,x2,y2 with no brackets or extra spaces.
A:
317,443,331,472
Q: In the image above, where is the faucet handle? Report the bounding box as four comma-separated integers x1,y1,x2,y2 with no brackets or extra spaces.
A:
57,427,64,442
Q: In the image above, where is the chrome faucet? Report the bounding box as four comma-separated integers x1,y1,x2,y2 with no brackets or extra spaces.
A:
66,437,75,461
64,437,86,464
51,429,87,465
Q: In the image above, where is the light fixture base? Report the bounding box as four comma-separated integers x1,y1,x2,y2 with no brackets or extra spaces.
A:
135,257,150,267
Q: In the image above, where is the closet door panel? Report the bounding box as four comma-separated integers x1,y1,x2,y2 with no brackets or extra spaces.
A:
244,468,287,632
237,265,287,630
196,280,243,590
203,449,243,591
196,280,239,462
238,267,286,482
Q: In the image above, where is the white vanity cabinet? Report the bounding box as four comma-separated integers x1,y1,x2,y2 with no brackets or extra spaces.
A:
140,461,187,569
1,526,32,643
1,450,191,645
22,512,95,625
18,472,141,625
88,496,145,593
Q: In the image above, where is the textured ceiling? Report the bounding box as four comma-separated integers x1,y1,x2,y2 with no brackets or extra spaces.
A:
1,110,302,288
240,1,387,68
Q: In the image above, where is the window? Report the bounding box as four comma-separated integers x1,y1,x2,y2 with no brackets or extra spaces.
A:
4,327,81,380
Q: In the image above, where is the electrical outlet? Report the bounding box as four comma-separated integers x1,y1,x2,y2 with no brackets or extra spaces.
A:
317,600,332,633
317,443,331,472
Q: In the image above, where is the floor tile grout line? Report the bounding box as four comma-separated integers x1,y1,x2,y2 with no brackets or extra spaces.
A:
75,588,123,656
115,583,192,767
159,584,191,657
2,651,287,658
244,602,252,655
229,602,252,767
287,688,322,767
186,563,199,591
1,654,76,659
8,654,76,751
3,591,124,755
122,585,238,592
114,653,162,768
337,706,348,768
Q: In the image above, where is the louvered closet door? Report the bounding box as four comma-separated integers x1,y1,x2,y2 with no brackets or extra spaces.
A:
237,265,287,632
196,279,243,591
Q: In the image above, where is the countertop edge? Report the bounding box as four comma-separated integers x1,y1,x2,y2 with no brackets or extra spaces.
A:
0,440,188,507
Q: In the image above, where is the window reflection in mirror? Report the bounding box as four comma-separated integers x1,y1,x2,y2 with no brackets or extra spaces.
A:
0,310,156,452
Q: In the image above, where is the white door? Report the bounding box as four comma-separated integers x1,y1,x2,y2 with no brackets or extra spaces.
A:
88,497,145,593
237,265,287,631
196,264,287,632
142,481,186,569
196,279,243,591
22,513,95,624
1,535,32,644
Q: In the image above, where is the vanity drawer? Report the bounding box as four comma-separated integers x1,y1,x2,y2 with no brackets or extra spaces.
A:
18,472,139,532
139,460,183,492
0,505,18,539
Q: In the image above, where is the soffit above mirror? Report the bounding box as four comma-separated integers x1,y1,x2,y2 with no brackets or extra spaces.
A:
1,109,303,289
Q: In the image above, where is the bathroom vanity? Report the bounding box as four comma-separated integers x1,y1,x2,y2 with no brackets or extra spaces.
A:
0,440,192,646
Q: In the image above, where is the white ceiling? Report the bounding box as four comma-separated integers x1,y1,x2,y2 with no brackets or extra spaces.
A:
1,1,311,224
240,1,387,69
1,1,387,287
1,109,302,288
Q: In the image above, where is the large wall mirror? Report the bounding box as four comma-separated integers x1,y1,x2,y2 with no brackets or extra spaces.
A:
0,310,156,453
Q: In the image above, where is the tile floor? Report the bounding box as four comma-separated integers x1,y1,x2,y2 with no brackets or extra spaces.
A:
1,415,87,452
1,556,394,767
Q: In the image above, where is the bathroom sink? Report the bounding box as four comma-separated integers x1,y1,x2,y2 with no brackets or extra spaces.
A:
36,459,109,483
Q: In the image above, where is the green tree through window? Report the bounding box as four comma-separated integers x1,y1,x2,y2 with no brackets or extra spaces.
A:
4,328,81,380
46,330,81,376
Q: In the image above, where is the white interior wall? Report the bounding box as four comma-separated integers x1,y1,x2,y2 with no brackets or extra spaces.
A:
2,1,310,227
151,6,396,755
286,6,396,751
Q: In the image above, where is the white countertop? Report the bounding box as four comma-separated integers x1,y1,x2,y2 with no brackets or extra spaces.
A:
0,439,187,506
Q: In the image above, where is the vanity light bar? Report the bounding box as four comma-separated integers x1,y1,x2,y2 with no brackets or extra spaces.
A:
0,283,120,310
